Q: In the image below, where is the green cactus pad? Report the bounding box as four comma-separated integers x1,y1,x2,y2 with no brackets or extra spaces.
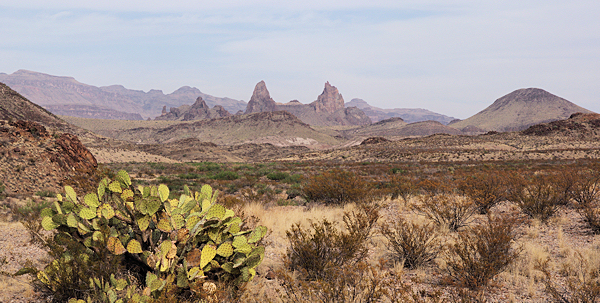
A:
97,177,109,199
157,218,172,232
200,245,217,269
244,254,261,269
216,242,234,257
66,213,78,228
116,170,132,187
158,184,169,202
84,193,100,208
100,204,115,220
171,214,185,230
201,199,211,213
241,267,249,282
146,197,161,215
223,209,235,219
40,207,54,218
159,240,172,258
127,239,143,254
137,215,150,231
235,244,253,255
181,199,196,214
248,226,267,244
53,201,63,215
187,266,203,280
92,231,103,242
65,185,77,203
232,235,248,248
108,181,123,193
186,215,201,231
121,189,134,201
79,207,97,220
42,216,59,230
62,199,75,213
206,204,226,220
78,222,91,234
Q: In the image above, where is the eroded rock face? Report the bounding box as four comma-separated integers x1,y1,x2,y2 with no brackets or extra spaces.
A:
0,120,97,196
244,81,278,114
312,82,345,114
156,97,232,121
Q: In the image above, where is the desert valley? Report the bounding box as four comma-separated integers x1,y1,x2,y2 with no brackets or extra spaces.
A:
1,71,600,302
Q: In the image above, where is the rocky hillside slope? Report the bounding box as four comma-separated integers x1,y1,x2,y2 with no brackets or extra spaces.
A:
155,97,231,121
96,111,341,148
449,88,594,132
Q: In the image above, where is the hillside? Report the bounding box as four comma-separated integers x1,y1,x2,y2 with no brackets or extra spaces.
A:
341,117,462,140
0,70,247,119
449,88,594,132
345,98,456,124
91,111,342,148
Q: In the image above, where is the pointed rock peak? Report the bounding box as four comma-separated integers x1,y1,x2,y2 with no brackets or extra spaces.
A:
190,96,209,110
245,80,278,114
314,81,345,114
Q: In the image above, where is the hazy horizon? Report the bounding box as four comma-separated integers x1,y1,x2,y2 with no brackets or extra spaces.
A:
1,1,599,119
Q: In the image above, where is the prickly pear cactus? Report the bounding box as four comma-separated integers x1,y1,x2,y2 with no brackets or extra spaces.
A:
39,170,267,300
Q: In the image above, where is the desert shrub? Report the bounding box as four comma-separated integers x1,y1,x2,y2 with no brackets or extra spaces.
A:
0,181,5,200
571,169,600,233
266,171,289,181
508,173,561,223
177,172,202,180
212,171,239,180
285,203,380,280
555,167,580,206
35,190,56,198
302,169,370,205
412,193,476,232
193,161,222,172
445,215,521,289
277,259,437,303
388,174,415,203
18,170,267,302
537,255,600,303
380,218,442,269
457,170,508,214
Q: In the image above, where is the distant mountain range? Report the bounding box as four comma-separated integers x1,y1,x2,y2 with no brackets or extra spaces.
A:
0,70,454,125
345,98,456,124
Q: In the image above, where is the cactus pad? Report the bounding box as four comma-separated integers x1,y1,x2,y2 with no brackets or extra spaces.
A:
200,245,217,269
157,218,172,232
127,239,143,254
42,216,59,230
66,213,78,228
137,215,150,231
79,207,97,220
171,214,185,230
116,170,132,187
232,235,248,248
99,204,115,220
248,226,267,244
65,185,77,203
158,184,169,202
107,237,126,255
206,204,226,220
84,193,100,208
216,242,234,257
121,189,134,201
108,181,123,193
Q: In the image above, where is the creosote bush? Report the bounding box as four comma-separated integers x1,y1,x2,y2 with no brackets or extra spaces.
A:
445,215,521,289
508,173,561,223
285,202,380,280
457,170,508,214
18,170,267,302
302,169,370,205
380,218,442,269
412,193,476,232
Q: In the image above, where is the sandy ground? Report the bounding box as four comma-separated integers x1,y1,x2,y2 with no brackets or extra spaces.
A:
88,148,180,163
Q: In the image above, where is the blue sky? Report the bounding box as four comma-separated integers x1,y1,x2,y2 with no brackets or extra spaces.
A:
1,1,599,118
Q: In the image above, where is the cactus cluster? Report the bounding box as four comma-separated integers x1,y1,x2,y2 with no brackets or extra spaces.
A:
38,170,267,301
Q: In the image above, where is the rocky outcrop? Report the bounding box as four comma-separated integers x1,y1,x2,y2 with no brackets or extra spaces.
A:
156,97,232,121
0,120,97,196
311,82,345,114
244,81,278,114
42,104,143,120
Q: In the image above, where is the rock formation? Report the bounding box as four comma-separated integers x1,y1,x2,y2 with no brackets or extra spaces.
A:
244,81,278,114
311,82,345,114
155,97,232,121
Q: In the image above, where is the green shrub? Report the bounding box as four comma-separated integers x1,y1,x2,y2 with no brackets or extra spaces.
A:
445,215,521,289
212,171,239,180
285,203,380,280
266,171,289,181
302,169,371,205
387,174,415,203
35,190,57,198
381,219,442,269
19,170,267,302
